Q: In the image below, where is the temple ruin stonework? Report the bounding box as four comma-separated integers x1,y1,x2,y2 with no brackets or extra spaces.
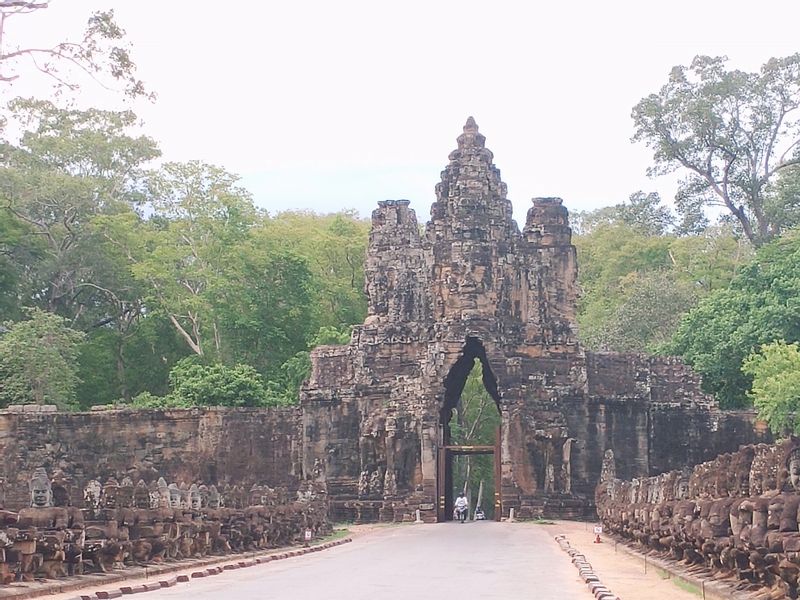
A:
300,118,769,522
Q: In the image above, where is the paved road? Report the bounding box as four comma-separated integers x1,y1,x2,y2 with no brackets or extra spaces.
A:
145,522,588,600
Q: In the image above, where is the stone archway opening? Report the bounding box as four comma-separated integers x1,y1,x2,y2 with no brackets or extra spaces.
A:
437,337,502,522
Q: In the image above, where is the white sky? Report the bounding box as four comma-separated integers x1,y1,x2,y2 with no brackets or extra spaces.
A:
5,0,800,221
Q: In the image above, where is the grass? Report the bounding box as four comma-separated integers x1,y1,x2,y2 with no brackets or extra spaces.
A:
671,576,703,597
652,563,702,596
317,527,350,543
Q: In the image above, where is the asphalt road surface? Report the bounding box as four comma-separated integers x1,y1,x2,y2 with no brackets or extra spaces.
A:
145,522,588,600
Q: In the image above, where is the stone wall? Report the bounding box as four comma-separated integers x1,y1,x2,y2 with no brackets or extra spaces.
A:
0,407,301,511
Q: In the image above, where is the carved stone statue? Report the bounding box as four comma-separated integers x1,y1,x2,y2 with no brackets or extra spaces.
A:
189,484,201,510
167,483,181,509
383,470,397,497
207,485,221,509
157,477,170,509
134,480,150,509
357,471,369,497
600,449,616,483
369,469,384,496
102,478,120,509
545,464,555,493
787,448,800,492
84,480,102,510
562,438,574,494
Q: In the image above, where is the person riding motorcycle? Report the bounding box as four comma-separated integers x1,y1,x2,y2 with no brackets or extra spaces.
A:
454,492,469,522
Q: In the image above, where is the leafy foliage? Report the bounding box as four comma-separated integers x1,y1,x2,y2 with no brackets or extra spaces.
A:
743,341,800,435
670,230,800,407
166,360,270,408
0,308,85,409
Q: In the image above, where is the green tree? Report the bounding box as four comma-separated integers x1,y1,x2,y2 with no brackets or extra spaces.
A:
670,229,800,407
575,218,752,353
743,341,800,435
0,307,84,408
585,271,699,353
633,54,800,246
99,161,256,358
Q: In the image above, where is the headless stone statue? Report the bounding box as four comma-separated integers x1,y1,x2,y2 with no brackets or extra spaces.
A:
561,438,574,494
544,464,555,493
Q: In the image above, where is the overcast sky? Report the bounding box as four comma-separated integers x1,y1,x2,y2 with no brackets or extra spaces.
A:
5,1,800,222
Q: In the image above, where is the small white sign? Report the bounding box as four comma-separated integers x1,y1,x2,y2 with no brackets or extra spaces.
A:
304,529,312,541
593,526,603,535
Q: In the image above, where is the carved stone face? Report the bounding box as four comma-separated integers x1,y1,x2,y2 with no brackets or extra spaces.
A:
789,453,800,491
189,485,201,510
207,486,220,509
102,481,119,509
168,484,181,509
32,484,52,507
30,468,53,508
676,479,689,500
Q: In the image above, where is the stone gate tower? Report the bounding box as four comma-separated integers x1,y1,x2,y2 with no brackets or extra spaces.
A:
301,118,763,522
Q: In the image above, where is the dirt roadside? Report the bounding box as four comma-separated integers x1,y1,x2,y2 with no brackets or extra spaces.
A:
546,520,705,600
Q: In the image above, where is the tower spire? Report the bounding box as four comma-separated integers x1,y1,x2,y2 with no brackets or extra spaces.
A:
457,116,486,149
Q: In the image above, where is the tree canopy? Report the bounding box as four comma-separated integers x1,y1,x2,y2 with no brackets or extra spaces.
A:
0,101,369,409
669,229,800,408
633,54,800,246
743,341,800,435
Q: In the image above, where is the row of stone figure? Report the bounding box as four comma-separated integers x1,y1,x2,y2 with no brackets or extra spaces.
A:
0,469,329,584
596,440,800,599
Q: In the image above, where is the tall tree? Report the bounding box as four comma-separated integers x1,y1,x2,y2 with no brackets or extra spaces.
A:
0,99,159,326
0,2,150,99
633,54,800,246
100,161,257,359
